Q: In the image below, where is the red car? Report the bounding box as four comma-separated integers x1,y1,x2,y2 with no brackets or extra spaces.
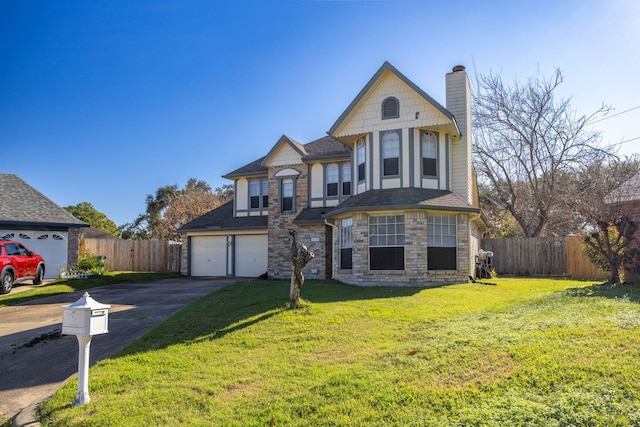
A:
0,239,46,294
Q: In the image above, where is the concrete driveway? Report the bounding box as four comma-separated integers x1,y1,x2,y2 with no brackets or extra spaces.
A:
0,277,238,426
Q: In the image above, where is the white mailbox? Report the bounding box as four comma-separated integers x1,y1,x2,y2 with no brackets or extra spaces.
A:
62,292,111,336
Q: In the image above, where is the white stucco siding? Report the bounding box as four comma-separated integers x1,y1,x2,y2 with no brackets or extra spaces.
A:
235,178,248,212
265,144,303,167
446,69,473,204
332,70,452,138
310,163,324,200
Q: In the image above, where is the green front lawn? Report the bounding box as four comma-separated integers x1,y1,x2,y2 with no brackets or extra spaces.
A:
39,278,640,426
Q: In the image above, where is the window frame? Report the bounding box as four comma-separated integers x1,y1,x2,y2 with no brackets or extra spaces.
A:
421,131,438,178
381,97,399,120
341,163,351,196
357,137,366,183
280,177,295,212
427,213,458,270
340,217,353,270
249,177,268,210
326,163,339,197
381,130,401,177
368,214,405,270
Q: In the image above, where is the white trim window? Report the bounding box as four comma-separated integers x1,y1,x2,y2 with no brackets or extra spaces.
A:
357,137,366,182
421,131,438,177
249,178,268,209
427,213,457,270
340,217,353,270
326,163,339,197
369,214,405,270
382,131,400,177
281,178,294,212
341,163,351,196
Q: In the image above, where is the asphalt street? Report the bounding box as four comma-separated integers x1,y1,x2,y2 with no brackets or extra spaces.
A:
0,277,238,426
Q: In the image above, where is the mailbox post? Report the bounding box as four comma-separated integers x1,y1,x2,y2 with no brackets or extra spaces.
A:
61,292,111,406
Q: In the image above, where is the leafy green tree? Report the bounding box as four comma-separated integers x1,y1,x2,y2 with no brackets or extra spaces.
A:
64,202,120,236
570,156,640,283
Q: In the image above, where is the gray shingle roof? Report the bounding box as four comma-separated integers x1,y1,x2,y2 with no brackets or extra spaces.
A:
608,172,640,202
302,136,350,161
222,157,268,179
222,136,350,180
0,174,88,227
323,187,480,218
177,200,267,232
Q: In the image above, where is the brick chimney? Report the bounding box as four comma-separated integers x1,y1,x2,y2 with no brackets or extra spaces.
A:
446,65,473,204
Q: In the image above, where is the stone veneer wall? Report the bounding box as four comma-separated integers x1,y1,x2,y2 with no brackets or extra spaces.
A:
67,227,81,269
180,235,189,275
267,164,329,280
334,211,470,286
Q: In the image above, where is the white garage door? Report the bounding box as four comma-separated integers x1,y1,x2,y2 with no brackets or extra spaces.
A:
0,230,68,279
235,235,268,277
190,236,227,276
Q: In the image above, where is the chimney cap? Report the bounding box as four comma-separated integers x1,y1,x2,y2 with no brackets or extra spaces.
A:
452,65,466,72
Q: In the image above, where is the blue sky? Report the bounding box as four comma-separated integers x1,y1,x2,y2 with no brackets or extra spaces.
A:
2,0,639,226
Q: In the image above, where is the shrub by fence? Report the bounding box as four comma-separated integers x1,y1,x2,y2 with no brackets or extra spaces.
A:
481,236,606,280
79,238,182,272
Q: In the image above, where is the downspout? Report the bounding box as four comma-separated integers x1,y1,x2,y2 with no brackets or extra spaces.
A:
325,219,335,280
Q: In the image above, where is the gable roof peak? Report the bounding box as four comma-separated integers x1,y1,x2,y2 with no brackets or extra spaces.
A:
328,62,455,137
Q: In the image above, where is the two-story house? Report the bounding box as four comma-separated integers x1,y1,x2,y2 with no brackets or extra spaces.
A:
178,62,488,286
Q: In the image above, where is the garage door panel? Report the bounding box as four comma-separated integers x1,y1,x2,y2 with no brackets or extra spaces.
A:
235,235,268,277
191,236,227,276
0,230,67,279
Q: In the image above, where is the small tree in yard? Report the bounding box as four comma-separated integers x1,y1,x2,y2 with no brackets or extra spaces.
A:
573,158,640,284
288,230,314,309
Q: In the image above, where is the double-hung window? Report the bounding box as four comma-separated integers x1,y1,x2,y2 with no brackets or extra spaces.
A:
340,218,353,270
326,163,339,197
341,163,351,196
369,214,405,270
427,213,457,270
357,138,366,182
382,131,400,177
249,178,268,209
281,178,294,212
421,131,438,177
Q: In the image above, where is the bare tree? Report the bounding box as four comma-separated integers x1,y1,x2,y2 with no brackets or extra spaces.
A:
473,68,610,237
288,230,314,309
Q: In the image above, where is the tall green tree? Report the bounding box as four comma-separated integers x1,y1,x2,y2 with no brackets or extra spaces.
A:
64,202,120,236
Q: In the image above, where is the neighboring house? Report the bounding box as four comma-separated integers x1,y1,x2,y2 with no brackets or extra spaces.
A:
608,172,640,283
179,62,489,286
0,173,89,278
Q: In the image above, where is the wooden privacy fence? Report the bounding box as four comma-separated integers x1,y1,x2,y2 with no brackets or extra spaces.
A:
79,238,182,272
481,236,606,280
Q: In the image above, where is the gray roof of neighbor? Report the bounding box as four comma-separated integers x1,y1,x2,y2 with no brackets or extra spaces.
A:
323,187,480,218
608,172,640,202
177,201,268,232
0,174,89,228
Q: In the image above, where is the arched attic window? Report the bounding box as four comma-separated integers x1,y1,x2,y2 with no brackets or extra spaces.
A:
382,97,399,119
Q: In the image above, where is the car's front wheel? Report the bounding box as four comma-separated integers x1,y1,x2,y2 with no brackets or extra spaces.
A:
33,265,44,285
1,270,13,294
